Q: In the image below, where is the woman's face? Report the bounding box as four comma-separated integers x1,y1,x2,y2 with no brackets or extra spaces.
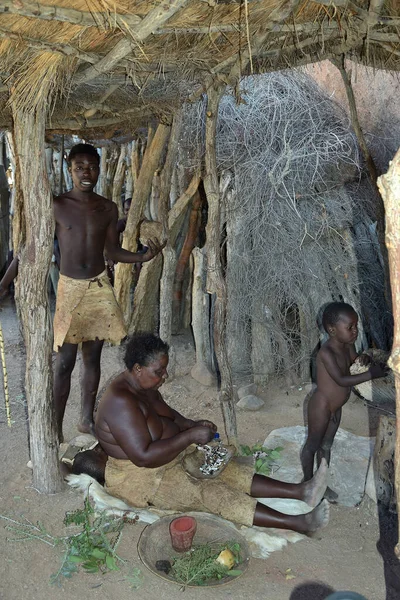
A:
134,353,169,389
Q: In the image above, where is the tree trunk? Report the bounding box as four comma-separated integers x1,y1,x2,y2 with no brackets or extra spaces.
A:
203,85,237,444
115,123,170,325
112,143,127,217
172,190,202,328
129,255,163,334
125,142,133,199
11,106,63,493
98,146,108,197
0,161,9,272
373,416,396,512
159,114,182,377
377,148,400,557
191,247,215,386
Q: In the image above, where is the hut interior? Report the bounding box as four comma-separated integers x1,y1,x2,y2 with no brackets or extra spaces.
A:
0,0,400,555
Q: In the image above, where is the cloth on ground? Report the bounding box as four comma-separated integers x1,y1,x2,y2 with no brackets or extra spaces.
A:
53,270,127,351
105,448,257,527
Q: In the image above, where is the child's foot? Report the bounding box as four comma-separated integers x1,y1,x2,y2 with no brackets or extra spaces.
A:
302,458,328,507
303,499,330,533
324,486,338,503
77,418,95,437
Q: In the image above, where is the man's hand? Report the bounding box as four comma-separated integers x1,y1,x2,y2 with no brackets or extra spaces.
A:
189,425,215,445
194,420,217,433
142,238,167,261
369,363,389,379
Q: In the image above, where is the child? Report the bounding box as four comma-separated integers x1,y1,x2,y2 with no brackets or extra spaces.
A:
301,302,387,501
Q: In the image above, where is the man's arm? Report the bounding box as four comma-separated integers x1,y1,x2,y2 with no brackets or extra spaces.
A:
106,395,214,468
321,347,386,386
0,257,19,297
104,204,165,263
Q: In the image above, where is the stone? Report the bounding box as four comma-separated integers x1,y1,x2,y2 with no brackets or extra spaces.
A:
237,394,265,411
237,383,257,399
261,426,374,508
190,362,217,387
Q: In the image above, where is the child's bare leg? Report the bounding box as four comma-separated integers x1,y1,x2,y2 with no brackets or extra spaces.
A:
80,339,104,435
53,342,78,443
317,407,342,502
250,458,328,508
301,396,331,481
253,499,329,533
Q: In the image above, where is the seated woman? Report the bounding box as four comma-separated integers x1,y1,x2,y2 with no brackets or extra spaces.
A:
73,333,329,534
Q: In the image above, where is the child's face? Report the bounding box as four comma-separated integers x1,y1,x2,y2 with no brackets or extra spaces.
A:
69,153,100,192
329,311,358,344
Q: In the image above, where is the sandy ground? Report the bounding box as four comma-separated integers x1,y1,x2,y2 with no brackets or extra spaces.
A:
0,297,399,600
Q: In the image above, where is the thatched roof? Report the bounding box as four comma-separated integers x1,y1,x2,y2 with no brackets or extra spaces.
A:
0,0,399,136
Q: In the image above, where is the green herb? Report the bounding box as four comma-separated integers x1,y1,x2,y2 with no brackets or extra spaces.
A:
170,541,243,587
0,497,139,586
239,444,284,476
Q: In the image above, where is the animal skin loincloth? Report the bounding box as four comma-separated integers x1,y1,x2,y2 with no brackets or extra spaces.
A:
53,270,127,351
105,448,257,527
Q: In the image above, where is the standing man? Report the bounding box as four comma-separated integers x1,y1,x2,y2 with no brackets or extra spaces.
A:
53,143,164,442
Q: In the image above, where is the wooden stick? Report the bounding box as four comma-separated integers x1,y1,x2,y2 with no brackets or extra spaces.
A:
0,319,11,427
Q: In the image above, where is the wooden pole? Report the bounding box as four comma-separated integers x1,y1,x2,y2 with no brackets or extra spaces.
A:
11,105,63,494
377,147,400,558
114,123,170,324
203,85,237,444
112,143,127,218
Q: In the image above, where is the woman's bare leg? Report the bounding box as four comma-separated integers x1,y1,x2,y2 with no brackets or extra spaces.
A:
253,499,329,533
250,458,328,508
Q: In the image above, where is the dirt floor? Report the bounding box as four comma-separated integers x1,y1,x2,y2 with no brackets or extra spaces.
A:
0,297,399,600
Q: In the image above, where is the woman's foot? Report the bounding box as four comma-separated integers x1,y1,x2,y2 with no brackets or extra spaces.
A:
302,458,328,507
303,499,330,533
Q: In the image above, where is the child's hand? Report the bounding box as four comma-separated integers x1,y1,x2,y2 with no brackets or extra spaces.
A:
357,353,371,367
369,363,389,379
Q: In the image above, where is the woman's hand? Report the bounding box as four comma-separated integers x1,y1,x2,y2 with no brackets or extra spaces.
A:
194,419,217,433
189,425,215,445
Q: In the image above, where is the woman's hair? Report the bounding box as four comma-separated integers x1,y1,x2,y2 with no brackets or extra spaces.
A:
322,302,356,332
124,333,169,370
68,143,100,164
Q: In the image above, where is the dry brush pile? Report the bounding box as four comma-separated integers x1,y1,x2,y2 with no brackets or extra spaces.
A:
181,71,389,383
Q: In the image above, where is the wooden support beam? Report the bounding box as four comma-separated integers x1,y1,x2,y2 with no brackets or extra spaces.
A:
11,102,63,494
114,123,171,324
0,0,141,28
0,28,97,63
74,0,190,86
377,148,400,559
203,84,237,444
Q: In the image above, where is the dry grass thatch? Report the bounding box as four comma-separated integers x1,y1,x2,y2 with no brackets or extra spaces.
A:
0,0,398,134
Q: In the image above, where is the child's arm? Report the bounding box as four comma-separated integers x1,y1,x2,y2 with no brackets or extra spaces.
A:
320,346,386,387
0,256,19,297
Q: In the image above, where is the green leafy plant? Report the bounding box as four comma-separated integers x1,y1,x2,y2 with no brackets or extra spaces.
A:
239,444,284,476
170,541,243,587
0,497,140,587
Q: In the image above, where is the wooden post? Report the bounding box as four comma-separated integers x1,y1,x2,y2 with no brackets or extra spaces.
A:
114,123,170,325
11,105,63,493
377,147,400,558
112,143,127,217
203,85,237,444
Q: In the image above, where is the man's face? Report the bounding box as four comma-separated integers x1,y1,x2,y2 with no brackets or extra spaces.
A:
69,153,100,192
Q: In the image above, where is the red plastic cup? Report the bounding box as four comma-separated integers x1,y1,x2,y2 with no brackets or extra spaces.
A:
169,516,197,552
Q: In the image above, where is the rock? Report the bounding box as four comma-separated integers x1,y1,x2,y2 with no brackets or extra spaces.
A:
261,426,374,508
190,362,216,387
237,394,265,411
237,383,257,399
